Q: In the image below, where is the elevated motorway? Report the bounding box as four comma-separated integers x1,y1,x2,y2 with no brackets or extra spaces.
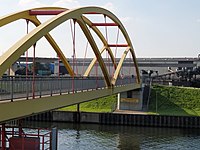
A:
18,56,199,64
17,57,199,74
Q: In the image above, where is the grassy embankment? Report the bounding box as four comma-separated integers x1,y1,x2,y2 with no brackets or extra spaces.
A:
59,95,117,112
149,85,200,116
60,85,200,116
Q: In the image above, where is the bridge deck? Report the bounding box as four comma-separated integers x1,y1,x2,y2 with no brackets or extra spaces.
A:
0,76,140,123
0,83,141,123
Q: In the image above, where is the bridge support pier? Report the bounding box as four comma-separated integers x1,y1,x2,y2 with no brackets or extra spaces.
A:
77,103,80,123
117,88,143,111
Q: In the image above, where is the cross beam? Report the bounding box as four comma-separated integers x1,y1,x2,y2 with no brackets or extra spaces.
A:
29,9,66,15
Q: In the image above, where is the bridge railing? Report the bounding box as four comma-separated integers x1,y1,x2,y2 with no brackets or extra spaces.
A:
0,75,136,101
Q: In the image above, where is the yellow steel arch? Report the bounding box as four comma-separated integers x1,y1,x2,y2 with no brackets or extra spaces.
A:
84,46,107,76
111,47,131,85
0,7,117,77
81,8,140,84
0,7,75,76
0,7,110,86
0,6,140,86
0,7,64,26
77,16,111,86
82,17,117,76
92,9,140,84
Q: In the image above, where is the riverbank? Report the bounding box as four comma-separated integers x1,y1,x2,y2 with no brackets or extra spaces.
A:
24,85,200,128
149,85,200,116
25,111,200,128
59,85,200,116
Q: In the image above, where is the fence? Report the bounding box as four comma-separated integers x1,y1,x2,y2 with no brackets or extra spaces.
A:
0,75,136,101
0,125,55,150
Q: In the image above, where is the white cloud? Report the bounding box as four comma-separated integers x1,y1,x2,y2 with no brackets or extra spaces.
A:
101,3,131,26
18,0,80,9
52,0,80,8
102,2,116,12
18,0,44,9
17,1,116,12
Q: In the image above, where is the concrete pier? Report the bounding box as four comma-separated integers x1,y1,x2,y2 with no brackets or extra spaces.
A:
117,88,143,111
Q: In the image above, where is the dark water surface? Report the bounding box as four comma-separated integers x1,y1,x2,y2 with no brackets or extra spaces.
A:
25,122,200,150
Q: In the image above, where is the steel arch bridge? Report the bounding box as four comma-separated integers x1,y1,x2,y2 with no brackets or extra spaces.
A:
0,6,140,86
0,7,141,123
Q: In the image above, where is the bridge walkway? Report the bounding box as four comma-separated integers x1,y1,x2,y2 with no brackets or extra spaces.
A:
0,76,140,123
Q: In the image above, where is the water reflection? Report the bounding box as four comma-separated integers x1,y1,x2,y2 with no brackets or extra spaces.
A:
24,121,200,150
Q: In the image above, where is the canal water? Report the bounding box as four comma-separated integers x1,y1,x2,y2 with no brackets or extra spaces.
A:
25,121,200,150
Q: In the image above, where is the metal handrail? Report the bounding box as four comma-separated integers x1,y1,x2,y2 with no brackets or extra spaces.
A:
0,75,136,101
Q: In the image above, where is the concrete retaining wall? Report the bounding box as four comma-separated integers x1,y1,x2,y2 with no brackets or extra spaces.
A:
25,111,200,128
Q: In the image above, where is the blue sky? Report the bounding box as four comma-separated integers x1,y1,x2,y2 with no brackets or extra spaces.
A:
0,0,200,58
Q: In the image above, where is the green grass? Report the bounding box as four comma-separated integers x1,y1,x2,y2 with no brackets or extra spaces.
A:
59,95,117,112
60,85,200,116
149,85,200,116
